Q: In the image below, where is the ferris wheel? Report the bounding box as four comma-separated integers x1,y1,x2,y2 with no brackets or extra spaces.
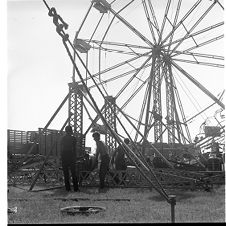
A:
25,0,225,192
71,0,224,146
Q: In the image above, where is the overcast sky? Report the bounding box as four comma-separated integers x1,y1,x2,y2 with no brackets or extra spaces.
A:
7,0,91,131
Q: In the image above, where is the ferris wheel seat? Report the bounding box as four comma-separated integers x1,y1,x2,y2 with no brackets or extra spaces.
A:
92,0,111,13
73,39,91,53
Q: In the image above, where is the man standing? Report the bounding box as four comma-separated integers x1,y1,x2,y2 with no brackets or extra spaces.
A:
111,138,129,171
92,132,110,191
60,125,79,192
111,138,129,185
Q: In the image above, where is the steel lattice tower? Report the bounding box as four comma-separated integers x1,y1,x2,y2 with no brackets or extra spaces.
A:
68,82,85,156
104,96,117,155
144,46,163,143
164,60,177,144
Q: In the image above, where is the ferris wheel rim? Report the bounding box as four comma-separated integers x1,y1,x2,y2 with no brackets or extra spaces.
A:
74,0,224,144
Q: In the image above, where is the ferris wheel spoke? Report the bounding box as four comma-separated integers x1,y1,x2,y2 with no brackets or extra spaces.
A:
172,58,224,68
172,34,224,55
163,21,224,49
95,2,136,91
134,85,150,142
181,22,199,47
166,0,182,52
142,0,157,45
171,60,225,109
88,66,145,90
121,76,149,110
85,39,150,50
185,91,225,125
109,4,154,47
173,51,224,61
216,0,224,10
88,14,105,42
161,0,202,46
119,79,149,141
172,68,209,123
146,0,160,37
173,79,192,142
163,62,191,143
86,0,134,46
169,1,217,54
91,44,145,56
161,121,191,144
158,0,172,44
88,58,151,90
79,51,151,84
76,2,94,38
172,69,200,142
86,39,150,55
115,55,153,99
117,88,148,142
97,1,136,53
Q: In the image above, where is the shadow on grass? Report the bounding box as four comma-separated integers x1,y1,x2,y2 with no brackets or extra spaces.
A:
51,188,72,196
48,187,100,196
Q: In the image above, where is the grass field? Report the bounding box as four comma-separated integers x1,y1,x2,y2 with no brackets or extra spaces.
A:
8,184,225,224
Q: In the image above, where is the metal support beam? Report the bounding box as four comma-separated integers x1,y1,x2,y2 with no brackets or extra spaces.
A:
152,56,163,142
164,63,176,143
171,61,225,109
104,96,117,155
68,82,85,157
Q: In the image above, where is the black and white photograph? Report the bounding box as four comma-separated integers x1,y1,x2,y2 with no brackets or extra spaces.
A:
6,0,225,224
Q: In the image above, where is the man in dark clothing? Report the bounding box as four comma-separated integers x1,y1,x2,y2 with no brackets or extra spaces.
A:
60,125,79,192
111,138,129,171
110,138,129,185
92,132,110,190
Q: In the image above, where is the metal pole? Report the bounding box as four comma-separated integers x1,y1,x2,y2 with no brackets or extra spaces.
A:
169,195,176,223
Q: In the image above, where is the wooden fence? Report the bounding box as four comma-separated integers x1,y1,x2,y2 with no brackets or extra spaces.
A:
7,129,38,154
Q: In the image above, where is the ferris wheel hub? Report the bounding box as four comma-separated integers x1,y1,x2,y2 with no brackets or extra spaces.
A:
152,45,162,56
